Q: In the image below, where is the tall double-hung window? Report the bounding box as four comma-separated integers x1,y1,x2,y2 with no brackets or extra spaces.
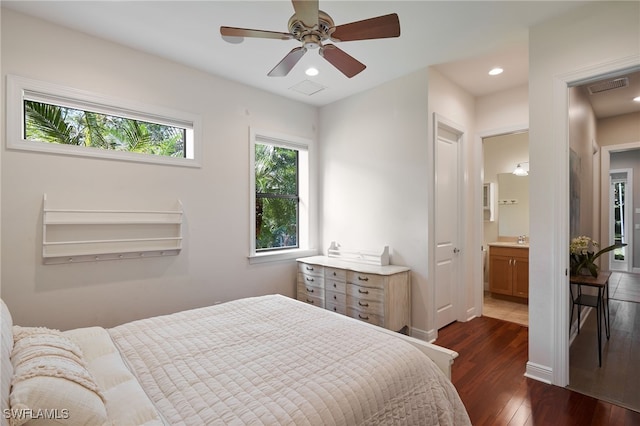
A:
250,129,312,261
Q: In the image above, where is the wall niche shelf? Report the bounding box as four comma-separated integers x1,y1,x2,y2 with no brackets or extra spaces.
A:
42,194,183,264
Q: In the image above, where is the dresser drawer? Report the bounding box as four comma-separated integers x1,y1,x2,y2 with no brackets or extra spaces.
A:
348,297,384,317
298,262,324,278
297,282,323,300
298,293,324,308
325,267,346,281
325,289,346,306
347,271,384,289
346,282,384,302
347,308,383,327
325,300,347,315
298,272,323,289
325,278,346,294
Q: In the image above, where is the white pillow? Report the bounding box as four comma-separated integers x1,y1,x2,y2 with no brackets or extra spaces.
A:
9,326,108,426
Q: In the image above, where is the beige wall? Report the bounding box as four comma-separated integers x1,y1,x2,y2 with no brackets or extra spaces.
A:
568,86,598,239
598,112,640,147
482,133,529,240
1,9,318,329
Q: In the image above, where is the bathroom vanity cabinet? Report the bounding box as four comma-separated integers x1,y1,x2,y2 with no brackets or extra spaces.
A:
488,244,529,299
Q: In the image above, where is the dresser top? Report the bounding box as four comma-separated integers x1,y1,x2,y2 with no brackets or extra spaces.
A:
297,255,410,275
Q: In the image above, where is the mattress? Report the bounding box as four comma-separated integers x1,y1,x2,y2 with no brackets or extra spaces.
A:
108,294,470,425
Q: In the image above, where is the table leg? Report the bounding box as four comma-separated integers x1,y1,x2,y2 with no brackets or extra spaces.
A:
596,293,602,367
604,281,610,339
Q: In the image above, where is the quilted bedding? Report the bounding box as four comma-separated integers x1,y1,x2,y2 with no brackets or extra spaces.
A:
108,294,470,425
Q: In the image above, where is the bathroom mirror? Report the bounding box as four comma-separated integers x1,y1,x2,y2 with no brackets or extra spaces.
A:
498,173,529,237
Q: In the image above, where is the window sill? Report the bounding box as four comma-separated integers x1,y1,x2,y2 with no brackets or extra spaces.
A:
248,248,318,264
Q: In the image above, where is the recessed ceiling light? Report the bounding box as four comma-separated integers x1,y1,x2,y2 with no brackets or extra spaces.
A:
488,67,504,76
305,67,319,77
633,96,640,102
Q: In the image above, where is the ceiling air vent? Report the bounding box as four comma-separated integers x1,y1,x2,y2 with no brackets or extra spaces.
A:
587,77,629,94
289,80,326,96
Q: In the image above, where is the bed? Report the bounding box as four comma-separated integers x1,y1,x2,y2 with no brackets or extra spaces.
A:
1,294,470,425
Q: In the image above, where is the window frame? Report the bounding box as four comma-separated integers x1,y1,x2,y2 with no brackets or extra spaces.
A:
249,128,315,263
6,75,201,167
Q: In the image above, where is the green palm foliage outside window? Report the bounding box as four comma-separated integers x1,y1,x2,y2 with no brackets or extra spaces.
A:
255,144,298,251
24,100,186,157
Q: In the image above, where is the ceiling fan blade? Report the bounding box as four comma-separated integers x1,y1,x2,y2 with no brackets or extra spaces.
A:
220,26,293,40
268,47,307,77
292,0,319,28
320,44,366,78
331,13,400,42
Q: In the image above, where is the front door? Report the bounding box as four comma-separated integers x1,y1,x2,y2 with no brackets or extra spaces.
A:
434,116,463,329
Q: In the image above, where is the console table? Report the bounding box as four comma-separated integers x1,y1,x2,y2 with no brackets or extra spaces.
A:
569,271,611,367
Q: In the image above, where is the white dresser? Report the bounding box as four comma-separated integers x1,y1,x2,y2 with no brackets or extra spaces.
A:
296,256,411,333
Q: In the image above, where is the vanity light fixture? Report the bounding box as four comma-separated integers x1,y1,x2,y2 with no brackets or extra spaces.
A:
488,67,504,76
513,162,529,177
633,96,640,102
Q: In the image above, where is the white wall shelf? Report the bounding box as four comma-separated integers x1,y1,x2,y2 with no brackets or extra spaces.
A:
42,194,183,264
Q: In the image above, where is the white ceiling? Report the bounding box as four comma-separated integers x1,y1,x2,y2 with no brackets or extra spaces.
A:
3,1,639,116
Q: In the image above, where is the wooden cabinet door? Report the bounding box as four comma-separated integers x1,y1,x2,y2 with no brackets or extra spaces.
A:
512,255,529,298
489,255,513,295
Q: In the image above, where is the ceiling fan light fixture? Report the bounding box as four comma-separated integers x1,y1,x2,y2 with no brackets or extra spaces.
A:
489,67,504,76
305,67,319,76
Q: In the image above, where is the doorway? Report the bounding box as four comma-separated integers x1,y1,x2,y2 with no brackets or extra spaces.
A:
481,131,529,326
609,168,632,272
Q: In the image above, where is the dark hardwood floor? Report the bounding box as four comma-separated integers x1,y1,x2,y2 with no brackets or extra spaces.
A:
435,316,640,425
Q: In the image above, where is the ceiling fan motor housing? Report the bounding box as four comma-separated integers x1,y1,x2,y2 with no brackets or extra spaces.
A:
288,10,335,49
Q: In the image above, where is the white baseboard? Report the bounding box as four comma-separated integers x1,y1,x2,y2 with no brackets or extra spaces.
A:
525,362,553,384
410,326,430,342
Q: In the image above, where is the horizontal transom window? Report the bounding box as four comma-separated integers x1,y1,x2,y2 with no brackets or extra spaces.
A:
7,75,201,167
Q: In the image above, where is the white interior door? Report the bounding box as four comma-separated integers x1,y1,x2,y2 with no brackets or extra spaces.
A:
435,119,463,329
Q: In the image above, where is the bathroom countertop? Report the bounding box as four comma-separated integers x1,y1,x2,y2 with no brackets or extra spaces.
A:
488,241,529,249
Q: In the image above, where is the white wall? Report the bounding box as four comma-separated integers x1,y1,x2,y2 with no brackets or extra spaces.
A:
528,0,640,385
1,9,318,329
476,84,529,134
427,68,478,327
318,68,431,337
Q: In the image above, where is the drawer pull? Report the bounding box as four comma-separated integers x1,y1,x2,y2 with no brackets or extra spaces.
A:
306,266,314,271
358,314,370,320
306,277,314,282
333,283,337,288
358,289,369,294
333,295,337,300
333,306,337,312
358,301,369,307
358,276,369,282
306,299,314,304
306,288,314,293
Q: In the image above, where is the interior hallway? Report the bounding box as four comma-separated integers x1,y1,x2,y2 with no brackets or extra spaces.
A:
568,271,640,413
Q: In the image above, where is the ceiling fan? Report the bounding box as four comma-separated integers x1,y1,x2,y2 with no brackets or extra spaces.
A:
220,0,400,78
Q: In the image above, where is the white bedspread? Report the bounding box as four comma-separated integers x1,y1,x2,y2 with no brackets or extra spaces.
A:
108,294,470,425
